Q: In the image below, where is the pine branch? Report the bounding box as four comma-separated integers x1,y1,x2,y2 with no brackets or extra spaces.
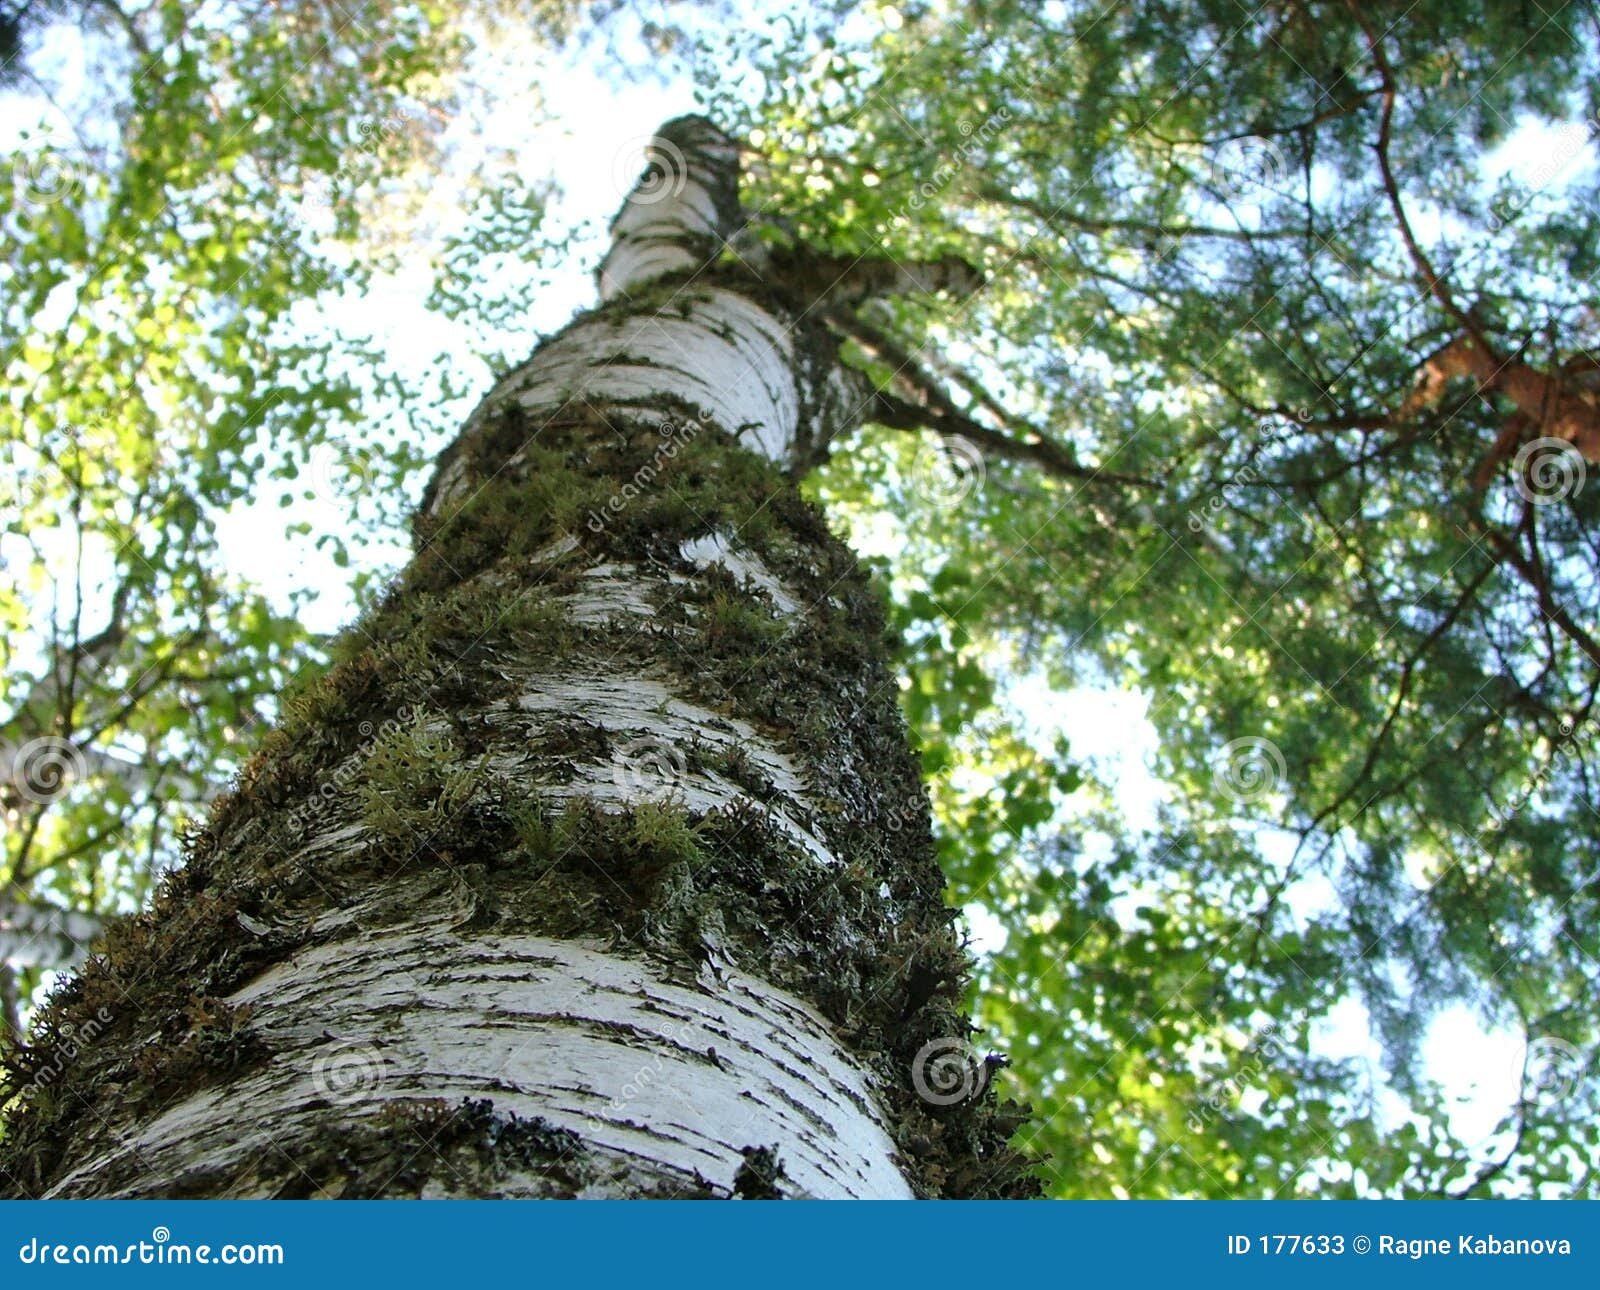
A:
834,309,1160,489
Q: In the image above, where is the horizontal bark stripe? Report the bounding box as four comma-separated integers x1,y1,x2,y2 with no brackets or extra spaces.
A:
46,927,912,1199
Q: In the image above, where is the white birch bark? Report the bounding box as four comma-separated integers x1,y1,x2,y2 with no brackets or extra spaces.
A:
36,527,910,1196
2,116,1025,1203
47,922,912,1199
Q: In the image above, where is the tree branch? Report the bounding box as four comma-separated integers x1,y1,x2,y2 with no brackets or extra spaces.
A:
1472,513,1600,673
832,308,1161,489
1310,556,1499,833
1350,1,1496,357
1403,335,1600,470
747,238,985,310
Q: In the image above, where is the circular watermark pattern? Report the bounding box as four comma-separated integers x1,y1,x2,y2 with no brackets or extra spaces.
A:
1512,437,1586,505
311,1043,387,1105
1520,1035,1584,1102
304,441,377,503
911,1036,990,1106
611,735,687,798
908,435,985,507
612,134,689,206
1213,736,1286,805
1206,136,1287,203
5,736,87,803
11,150,83,210
151,1226,171,1244
353,108,412,151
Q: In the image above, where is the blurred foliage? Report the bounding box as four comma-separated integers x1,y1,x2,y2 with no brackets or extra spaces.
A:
726,0,1600,1196
0,0,652,1030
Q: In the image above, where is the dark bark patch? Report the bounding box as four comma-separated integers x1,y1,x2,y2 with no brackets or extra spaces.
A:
731,1144,789,1199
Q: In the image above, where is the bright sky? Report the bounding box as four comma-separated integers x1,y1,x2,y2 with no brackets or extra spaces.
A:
210,35,701,632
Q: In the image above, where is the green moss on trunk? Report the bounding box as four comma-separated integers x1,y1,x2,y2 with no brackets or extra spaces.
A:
1,294,1035,1203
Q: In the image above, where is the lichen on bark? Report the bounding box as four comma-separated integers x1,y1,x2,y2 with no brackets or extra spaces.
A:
0,115,1038,1200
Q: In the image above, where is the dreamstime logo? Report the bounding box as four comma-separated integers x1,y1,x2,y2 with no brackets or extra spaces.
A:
908,436,984,506
1206,136,1286,203
9,149,83,209
585,412,708,534
354,111,410,149
285,105,418,235
1186,1007,1312,1134
3,736,87,804
284,704,415,835
911,1036,991,1106
1512,437,1586,505
22,1005,115,1100
884,766,955,834
1213,736,1286,804
1187,412,1313,534
1518,1035,1585,1102
16,1226,284,1266
891,105,1012,221
605,1017,697,1118
295,175,336,223
311,1043,387,1104
612,134,689,205
611,735,687,798
1486,713,1593,831
1488,115,1599,231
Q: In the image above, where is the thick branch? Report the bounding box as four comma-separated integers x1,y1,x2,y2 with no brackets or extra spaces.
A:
834,309,1159,488
871,389,1158,489
1402,335,1600,470
1473,515,1600,672
766,247,984,308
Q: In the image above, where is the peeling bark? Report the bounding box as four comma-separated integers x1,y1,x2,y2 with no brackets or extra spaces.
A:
46,925,913,1199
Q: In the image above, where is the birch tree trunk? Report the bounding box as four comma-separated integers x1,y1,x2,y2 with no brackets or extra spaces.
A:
0,118,1033,1200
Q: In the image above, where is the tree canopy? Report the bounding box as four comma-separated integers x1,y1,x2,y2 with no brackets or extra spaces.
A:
5,0,1599,1198
712,0,1600,1197
0,0,594,1015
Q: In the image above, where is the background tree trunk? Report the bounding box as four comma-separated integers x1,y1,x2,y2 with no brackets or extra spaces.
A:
0,118,1033,1200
